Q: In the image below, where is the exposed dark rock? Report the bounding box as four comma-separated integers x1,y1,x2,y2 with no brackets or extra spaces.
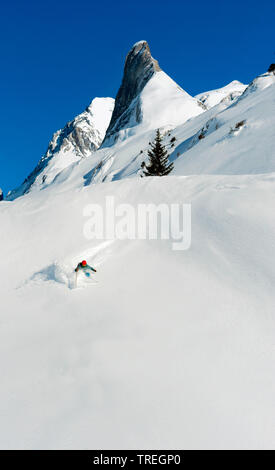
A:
268,63,275,74
103,41,161,144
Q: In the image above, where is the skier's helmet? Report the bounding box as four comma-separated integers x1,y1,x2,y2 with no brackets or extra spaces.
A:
81,260,87,266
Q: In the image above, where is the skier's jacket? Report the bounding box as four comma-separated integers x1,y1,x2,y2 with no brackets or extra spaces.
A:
75,263,96,273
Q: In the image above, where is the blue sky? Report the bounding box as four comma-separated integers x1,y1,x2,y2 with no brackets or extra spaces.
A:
0,0,274,194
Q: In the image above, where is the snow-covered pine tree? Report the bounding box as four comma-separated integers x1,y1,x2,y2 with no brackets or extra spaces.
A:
141,129,174,176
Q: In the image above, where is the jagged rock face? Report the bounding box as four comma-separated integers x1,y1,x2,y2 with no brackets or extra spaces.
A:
45,97,114,159
46,115,98,159
103,41,161,143
7,97,114,200
0,189,3,201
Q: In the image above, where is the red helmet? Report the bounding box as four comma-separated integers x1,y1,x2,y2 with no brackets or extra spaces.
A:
81,260,87,266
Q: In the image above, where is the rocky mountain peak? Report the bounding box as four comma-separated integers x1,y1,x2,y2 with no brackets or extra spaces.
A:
103,41,161,144
126,41,160,73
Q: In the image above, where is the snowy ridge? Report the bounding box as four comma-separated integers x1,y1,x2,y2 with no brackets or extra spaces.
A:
239,71,275,99
195,80,247,109
6,97,114,200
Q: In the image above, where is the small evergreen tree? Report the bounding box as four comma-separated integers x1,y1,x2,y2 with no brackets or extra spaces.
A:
141,129,174,176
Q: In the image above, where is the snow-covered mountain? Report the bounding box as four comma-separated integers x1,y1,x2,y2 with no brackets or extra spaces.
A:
7,97,114,200
7,41,258,198
6,44,275,201
64,72,271,186
195,80,247,109
103,41,205,146
6,41,207,199
1,42,275,449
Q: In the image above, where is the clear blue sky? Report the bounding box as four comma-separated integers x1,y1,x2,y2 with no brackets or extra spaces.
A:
0,0,274,194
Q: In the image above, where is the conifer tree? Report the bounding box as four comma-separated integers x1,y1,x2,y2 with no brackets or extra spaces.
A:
141,129,174,176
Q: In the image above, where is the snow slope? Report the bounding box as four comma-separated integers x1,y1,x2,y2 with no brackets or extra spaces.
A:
1,174,275,449
173,73,275,175
138,71,205,131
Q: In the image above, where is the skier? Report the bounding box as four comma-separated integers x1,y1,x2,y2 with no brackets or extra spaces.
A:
74,260,97,286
